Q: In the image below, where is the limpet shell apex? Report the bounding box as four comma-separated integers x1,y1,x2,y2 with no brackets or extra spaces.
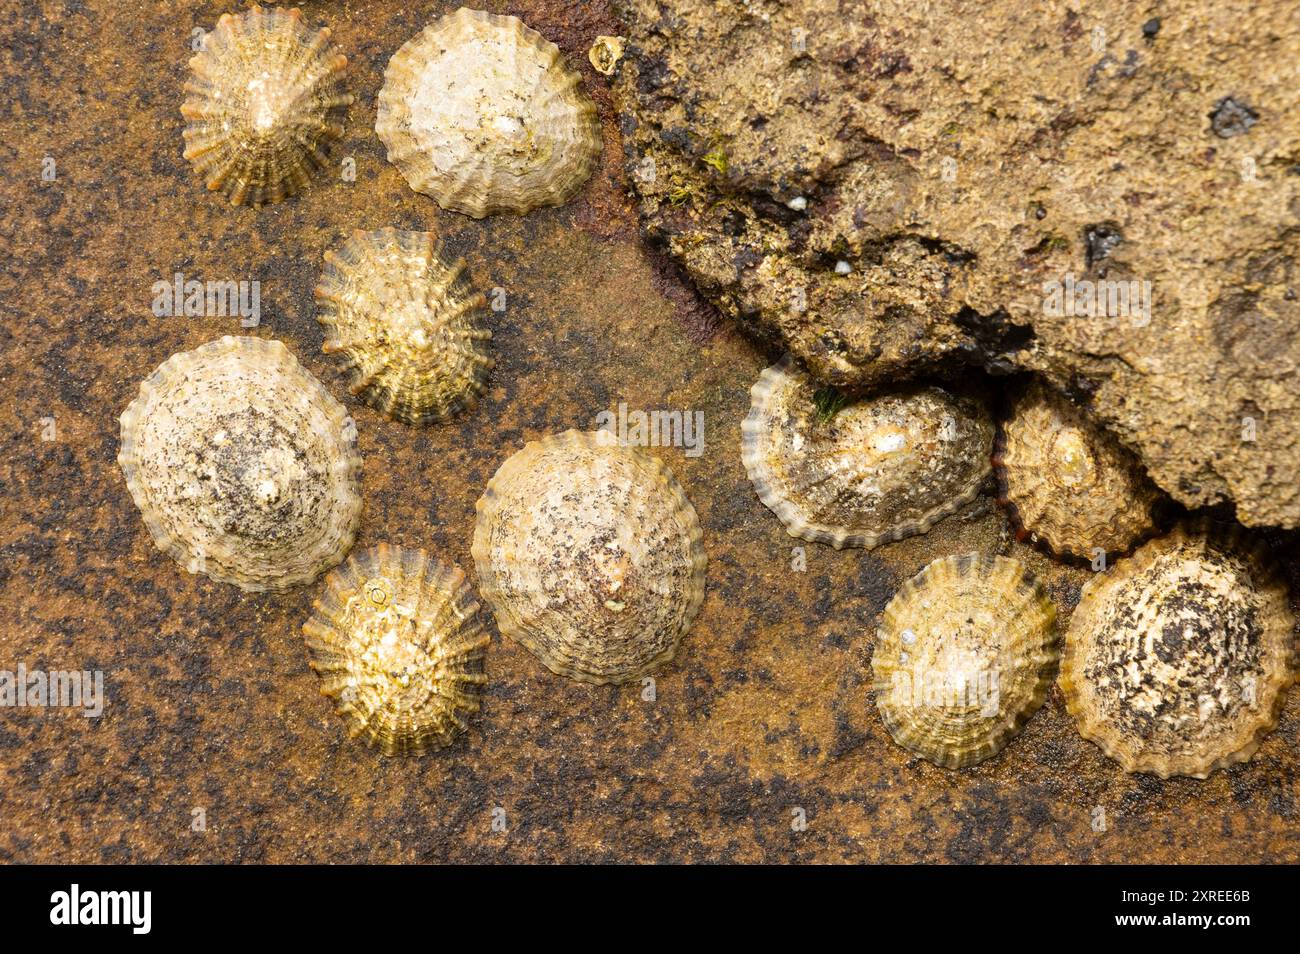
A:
304,544,488,755
741,356,994,549
1060,523,1296,779
181,5,352,206
314,227,493,425
376,7,602,217
995,379,1161,559
117,336,362,592
872,553,1058,769
472,430,707,684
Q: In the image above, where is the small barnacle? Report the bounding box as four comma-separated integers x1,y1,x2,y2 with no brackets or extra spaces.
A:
741,356,995,549
995,378,1161,559
117,336,362,591
314,228,493,425
1060,523,1296,779
181,6,352,206
872,553,1058,769
303,544,488,755
471,430,707,684
588,34,626,75
376,7,601,217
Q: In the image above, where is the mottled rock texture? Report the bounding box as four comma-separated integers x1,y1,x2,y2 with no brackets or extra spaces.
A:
615,0,1300,527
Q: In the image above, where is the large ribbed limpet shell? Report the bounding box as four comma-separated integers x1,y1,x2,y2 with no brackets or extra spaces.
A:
741,357,995,549
995,379,1160,559
1060,524,1296,779
471,430,707,684
303,544,488,755
314,228,492,425
376,7,601,217
181,6,351,206
117,336,362,592
872,553,1058,769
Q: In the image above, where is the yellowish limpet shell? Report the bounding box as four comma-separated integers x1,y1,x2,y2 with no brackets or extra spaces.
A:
118,336,362,591
996,379,1160,558
1060,524,1296,779
303,544,489,756
741,357,995,549
314,228,493,425
472,430,707,684
181,5,352,206
376,7,601,217
872,553,1058,769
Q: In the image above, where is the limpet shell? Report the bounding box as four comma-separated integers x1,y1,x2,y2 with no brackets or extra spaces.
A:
117,336,362,592
303,544,488,755
376,7,601,217
995,379,1160,559
314,228,493,425
181,5,351,206
872,553,1058,769
471,430,707,684
741,357,995,549
1060,524,1296,779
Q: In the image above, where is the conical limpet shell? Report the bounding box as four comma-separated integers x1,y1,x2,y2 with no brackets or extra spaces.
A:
181,5,351,206
741,357,995,549
1060,524,1296,779
303,544,489,755
995,379,1161,559
471,430,707,684
376,7,601,217
872,553,1058,769
117,336,362,592
314,228,493,425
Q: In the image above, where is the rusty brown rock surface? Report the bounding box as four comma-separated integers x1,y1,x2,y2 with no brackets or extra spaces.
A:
615,0,1300,528
1,0,1299,863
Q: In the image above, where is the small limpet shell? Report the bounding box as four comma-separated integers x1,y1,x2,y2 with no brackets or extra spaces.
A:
995,379,1161,559
181,5,352,206
117,336,362,592
376,7,601,217
472,430,707,684
741,357,995,549
872,553,1058,769
303,544,489,756
1060,524,1296,779
314,228,493,425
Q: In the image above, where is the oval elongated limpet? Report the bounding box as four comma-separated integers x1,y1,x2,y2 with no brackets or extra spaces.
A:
376,7,601,217
314,228,493,425
995,379,1161,559
117,336,362,591
303,544,489,755
741,357,995,549
471,430,707,684
181,5,352,206
872,553,1058,769
1060,524,1296,779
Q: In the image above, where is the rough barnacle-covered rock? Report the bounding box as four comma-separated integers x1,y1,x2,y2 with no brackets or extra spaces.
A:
1060,524,1297,778
872,553,1058,769
117,336,362,592
181,5,351,206
376,7,601,217
615,0,1300,529
741,356,994,549
314,228,493,425
995,378,1161,559
471,429,707,684
303,544,489,755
